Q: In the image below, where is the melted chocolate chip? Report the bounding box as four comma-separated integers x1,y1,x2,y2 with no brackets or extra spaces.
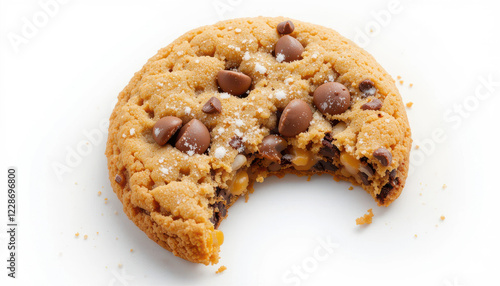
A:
277,20,295,34
373,148,392,167
359,172,370,185
152,116,183,146
278,99,313,137
175,119,211,154
359,79,376,97
229,136,244,151
209,188,232,228
376,183,394,204
318,133,340,160
217,70,252,96
202,97,222,114
313,160,338,172
268,162,282,172
275,35,304,62
259,134,287,163
313,82,351,116
361,98,382,110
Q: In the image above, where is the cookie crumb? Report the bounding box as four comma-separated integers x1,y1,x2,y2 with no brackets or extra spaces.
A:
409,83,413,87
348,186,354,190
104,198,108,204
414,234,418,238
75,232,80,238
442,184,447,189
397,75,401,80
216,266,227,274
130,249,134,252
84,235,88,240
415,145,420,150
399,80,404,85
406,102,413,108
356,209,374,225
440,216,446,221
98,191,102,196
118,264,123,268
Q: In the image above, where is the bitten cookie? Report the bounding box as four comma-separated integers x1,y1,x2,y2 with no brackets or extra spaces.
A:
105,17,412,265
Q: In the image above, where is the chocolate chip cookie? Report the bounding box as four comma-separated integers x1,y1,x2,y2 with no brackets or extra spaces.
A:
105,17,412,265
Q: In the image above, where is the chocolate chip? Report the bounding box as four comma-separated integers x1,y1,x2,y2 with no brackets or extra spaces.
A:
373,148,392,167
277,20,295,34
359,172,370,185
217,70,252,96
313,82,351,116
209,188,232,228
359,161,375,177
268,162,282,172
175,119,211,154
319,133,340,160
115,174,124,185
229,136,244,151
281,154,293,166
313,160,338,172
359,79,376,96
361,98,382,110
388,169,399,187
389,169,397,180
152,116,183,146
278,99,313,137
275,35,304,62
259,135,287,163
376,183,393,204
202,97,222,114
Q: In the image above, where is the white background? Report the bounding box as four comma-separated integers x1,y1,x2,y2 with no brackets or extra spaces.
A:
1,0,500,285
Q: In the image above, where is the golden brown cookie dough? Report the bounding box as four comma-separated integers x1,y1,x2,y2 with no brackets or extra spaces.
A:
106,16,411,265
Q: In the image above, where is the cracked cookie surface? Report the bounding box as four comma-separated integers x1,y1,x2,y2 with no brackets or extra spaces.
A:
106,16,412,265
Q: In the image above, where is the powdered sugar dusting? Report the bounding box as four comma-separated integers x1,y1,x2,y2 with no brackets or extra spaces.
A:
243,51,251,60
276,53,285,63
220,93,231,99
129,128,135,136
275,90,286,100
255,63,267,74
214,147,227,159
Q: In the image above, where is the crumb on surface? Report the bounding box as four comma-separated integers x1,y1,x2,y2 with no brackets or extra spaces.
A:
84,235,88,240
442,184,447,189
130,249,134,252
440,216,446,221
98,191,102,196
75,232,79,237
399,80,404,85
397,75,401,79
414,234,418,238
415,145,420,149
216,265,227,274
409,83,413,87
406,102,413,108
348,186,354,190
118,264,123,268
356,209,374,225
